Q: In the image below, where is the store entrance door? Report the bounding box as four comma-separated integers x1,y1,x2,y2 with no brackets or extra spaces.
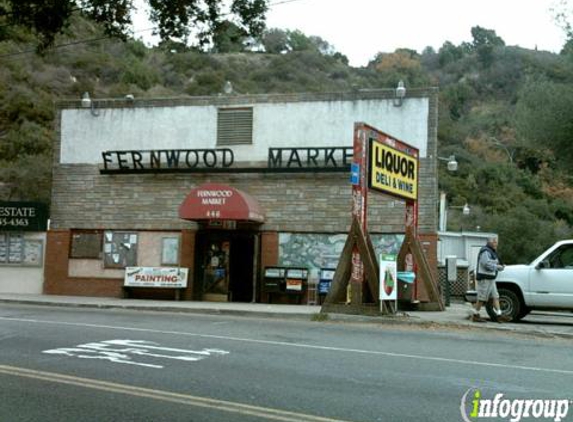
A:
195,231,256,302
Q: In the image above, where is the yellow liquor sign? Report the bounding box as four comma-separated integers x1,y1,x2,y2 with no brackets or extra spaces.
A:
369,140,418,201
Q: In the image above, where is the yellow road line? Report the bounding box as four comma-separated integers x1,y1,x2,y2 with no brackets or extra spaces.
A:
0,365,354,422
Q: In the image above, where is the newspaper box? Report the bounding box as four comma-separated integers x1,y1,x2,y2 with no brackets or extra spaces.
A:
317,268,335,304
285,267,308,304
263,267,285,296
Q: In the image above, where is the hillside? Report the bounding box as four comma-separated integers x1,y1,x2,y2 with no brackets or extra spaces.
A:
0,20,572,263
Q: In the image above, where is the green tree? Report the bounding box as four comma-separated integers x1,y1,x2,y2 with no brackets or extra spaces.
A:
470,26,505,68
287,29,314,52
438,41,465,67
515,78,573,165
470,26,505,49
370,48,430,87
211,20,248,53
0,0,269,51
262,28,289,54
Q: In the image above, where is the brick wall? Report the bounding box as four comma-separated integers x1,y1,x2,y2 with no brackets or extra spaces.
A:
180,229,196,300
49,170,436,234
44,229,124,297
44,228,200,299
260,231,278,303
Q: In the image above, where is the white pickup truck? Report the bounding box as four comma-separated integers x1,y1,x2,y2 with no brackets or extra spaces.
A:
466,240,573,321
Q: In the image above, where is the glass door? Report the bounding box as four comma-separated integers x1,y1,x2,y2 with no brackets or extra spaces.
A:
202,239,230,301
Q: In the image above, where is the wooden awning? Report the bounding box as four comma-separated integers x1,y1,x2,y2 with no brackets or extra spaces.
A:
178,183,265,223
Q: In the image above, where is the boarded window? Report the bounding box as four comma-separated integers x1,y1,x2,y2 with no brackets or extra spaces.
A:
70,230,103,259
217,107,253,145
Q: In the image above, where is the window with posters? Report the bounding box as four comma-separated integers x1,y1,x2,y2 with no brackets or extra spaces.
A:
103,231,138,269
0,233,43,266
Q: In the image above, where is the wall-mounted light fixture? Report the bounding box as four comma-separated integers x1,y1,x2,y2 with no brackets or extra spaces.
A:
223,81,233,95
438,154,458,172
439,191,470,231
81,92,99,116
393,80,406,107
81,92,91,108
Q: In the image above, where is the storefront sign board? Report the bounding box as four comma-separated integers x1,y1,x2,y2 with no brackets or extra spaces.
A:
369,137,419,201
0,202,48,231
124,267,188,288
379,254,398,301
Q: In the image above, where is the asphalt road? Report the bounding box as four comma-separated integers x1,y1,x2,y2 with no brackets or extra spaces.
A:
1,304,572,422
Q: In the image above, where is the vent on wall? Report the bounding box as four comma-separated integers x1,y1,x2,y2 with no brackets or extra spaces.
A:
217,107,253,146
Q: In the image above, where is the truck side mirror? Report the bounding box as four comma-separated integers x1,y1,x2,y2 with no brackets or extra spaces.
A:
536,260,550,270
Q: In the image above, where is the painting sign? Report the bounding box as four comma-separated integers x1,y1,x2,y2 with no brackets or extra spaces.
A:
124,267,188,288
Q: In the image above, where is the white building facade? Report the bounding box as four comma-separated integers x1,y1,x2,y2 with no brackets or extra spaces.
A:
45,89,439,303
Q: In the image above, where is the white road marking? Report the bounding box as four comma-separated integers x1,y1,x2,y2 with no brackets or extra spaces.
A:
0,364,353,422
42,339,229,368
2,316,573,376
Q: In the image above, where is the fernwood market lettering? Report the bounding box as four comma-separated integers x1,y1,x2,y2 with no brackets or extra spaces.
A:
267,147,353,168
198,190,233,206
102,149,235,171
100,147,353,173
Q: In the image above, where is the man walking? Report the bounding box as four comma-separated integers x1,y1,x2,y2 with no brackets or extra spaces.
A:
471,235,509,322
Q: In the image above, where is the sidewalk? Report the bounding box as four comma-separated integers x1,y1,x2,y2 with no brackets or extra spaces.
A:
0,293,572,339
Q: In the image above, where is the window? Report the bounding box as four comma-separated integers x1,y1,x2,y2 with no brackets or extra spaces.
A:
103,231,138,268
550,245,573,269
70,230,103,259
0,233,43,266
217,107,253,146
161,237,180,265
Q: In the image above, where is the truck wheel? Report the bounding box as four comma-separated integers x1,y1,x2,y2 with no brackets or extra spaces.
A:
486,288,521,322
517,306,531,320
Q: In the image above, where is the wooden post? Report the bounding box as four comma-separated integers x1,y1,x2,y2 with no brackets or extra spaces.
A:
323,216,388,313
397,225,444,311
349,124,368,305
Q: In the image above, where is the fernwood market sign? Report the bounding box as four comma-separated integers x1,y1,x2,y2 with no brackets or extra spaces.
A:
100,147,354,174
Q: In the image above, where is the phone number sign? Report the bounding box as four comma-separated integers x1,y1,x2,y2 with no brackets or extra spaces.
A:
0,202,48,231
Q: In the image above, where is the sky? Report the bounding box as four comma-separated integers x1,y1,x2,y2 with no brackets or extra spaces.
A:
265,0,566,66
133,0,568,67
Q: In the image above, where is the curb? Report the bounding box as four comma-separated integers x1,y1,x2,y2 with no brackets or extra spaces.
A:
321,312,573,340
0,298,316,321
1,298,572,340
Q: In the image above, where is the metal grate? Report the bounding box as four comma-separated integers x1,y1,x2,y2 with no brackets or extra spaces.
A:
217,107,253,145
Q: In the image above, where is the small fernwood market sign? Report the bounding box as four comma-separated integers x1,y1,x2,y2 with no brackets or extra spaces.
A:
100,147,354,174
